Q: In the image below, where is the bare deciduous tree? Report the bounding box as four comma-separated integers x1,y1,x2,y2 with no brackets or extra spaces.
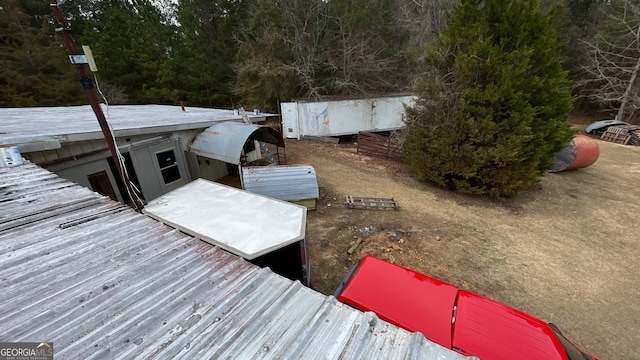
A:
325,4,407,97
234,0,458,107
577,1,640,122
395,0,457,49
281,0,330,100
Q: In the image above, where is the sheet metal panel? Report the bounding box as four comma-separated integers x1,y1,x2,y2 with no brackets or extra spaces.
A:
243,165,319,201
190,121,285,164
143,178,307,260
585,119,628,134
190,121,261,164
0,105,270,146
0,164,474,360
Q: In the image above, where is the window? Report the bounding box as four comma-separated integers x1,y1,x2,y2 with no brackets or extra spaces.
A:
156,150,181,184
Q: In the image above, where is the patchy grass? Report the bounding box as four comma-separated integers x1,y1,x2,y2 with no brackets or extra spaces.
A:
286,129,640,360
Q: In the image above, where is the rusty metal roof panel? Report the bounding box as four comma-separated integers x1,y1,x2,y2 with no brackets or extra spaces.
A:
189,121,284,164
0,164,473,360
243,165,319,202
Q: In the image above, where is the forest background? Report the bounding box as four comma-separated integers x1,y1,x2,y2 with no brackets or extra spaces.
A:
1,0,638,121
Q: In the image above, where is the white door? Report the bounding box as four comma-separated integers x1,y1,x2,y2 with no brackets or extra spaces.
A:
280,102,299,139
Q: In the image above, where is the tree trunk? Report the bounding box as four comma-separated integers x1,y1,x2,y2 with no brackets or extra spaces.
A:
617,23,640,121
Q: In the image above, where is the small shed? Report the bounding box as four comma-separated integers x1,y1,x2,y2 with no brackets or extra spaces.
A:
143,178,309,285
190,121,285,165
242,165,319,209
189,121,287,184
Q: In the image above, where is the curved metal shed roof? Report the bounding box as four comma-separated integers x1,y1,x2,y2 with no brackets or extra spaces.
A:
189,121,285,164
243,165,319,201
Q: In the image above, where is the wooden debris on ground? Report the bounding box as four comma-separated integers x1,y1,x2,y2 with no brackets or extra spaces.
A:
347,238,363,255
600,125,640,145
345,196,399,211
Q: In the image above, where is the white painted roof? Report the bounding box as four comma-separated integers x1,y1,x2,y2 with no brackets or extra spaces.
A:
143,179,307,260
0,104,270,145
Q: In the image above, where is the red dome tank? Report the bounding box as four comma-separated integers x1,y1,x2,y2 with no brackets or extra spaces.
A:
550,134,600,172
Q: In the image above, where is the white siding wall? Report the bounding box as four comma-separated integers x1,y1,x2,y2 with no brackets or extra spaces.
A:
280,95,415,138
25,139,107,164
197,156,228,182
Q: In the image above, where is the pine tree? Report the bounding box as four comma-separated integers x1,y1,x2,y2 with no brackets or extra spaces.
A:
168,0,246,108
77,0,176,104
402,0,575,198
0,0,84,106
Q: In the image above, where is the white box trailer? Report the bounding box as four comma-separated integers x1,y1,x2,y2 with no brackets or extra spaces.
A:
281,95,415,139
144,179,309,285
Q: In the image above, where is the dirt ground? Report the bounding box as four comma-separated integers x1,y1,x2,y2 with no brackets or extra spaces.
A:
284,124,640,360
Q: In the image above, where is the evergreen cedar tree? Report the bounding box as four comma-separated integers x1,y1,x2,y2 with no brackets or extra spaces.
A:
402,0,575,198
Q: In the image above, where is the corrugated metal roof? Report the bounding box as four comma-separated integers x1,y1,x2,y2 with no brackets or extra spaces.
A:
243,165,319,201
0,105,271,146
0,163,473,360
189,121,285,164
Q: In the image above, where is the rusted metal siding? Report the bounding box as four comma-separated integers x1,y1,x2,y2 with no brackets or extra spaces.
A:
357,131,403,162
0,163,473,360
551,135,600,172
242,165,319,202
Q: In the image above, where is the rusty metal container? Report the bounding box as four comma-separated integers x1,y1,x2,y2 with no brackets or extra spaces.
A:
550,134,600,172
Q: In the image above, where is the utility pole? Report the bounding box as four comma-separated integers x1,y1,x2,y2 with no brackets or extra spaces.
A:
50,0,144,212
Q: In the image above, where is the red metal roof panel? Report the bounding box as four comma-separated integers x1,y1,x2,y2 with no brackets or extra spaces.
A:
336,256,458,348
453,291,566,360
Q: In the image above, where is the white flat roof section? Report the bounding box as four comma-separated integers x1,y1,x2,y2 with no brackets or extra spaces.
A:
143,179,307,260
0,105,272,146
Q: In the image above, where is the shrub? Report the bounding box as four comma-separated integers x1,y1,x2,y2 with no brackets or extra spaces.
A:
402,0,575,198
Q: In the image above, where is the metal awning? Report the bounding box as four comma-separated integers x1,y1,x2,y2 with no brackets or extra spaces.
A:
189,121,285,164
143,179,306,260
